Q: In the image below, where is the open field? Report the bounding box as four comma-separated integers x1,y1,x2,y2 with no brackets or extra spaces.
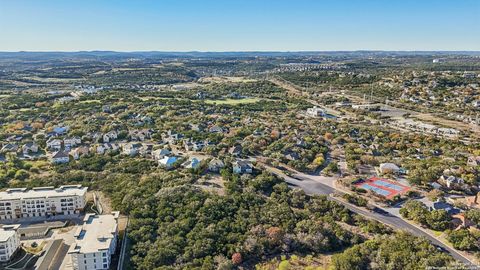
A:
199,76,258,83
204,97,262,105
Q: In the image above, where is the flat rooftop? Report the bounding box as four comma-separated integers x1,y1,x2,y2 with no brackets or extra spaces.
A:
68,212,119,254
0,225,20,242
0,185,87,201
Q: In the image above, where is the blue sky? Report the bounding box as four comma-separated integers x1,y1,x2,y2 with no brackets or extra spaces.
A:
1,0,479,51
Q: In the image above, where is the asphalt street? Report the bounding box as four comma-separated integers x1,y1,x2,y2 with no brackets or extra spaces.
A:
262,164,476,266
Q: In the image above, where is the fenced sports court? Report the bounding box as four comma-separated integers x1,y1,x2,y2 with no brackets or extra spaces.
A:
355,177,410,199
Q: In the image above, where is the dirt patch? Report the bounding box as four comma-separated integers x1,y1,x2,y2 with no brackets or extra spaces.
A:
88,191,113,214
195,175,225,195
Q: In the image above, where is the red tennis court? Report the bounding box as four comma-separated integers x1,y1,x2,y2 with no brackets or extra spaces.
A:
355,177,410,199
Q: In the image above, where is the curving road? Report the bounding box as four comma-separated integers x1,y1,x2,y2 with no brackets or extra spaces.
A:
261,163,477,266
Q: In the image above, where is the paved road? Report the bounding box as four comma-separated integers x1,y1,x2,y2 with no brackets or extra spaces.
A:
36,239,63,270
50,242,70,270
261,164,476,266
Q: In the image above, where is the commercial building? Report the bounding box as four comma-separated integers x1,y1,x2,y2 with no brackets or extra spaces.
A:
0,185,87,220
69,212,120,270
0,224,20,262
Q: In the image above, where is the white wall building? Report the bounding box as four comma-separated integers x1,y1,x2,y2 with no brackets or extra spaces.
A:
0,224,20,262
0,185,87,220
306,106,325,117
69,212,120,270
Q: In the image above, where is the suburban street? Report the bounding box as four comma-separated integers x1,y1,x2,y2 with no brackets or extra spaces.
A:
259,162,477,266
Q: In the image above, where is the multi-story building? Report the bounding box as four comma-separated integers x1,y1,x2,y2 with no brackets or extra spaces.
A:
0,185,87,220
0,224,20,262
68,212,120,270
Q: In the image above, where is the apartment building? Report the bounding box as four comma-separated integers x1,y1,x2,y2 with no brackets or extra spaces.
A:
0,185,87,220
0,224,20,262
69,212,120,270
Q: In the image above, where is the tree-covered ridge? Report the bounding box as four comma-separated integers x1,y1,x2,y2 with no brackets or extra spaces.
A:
332,232,453,270
42,156,450,270
102,170,362,269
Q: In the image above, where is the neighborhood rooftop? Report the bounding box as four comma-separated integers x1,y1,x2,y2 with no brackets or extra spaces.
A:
68,212,119,254
0,185,87,201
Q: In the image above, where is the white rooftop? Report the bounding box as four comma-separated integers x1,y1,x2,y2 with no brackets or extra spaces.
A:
0,185,87,201
68,212,119,254
0,225,20,242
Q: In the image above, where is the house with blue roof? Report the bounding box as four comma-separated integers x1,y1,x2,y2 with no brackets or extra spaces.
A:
159,156,178,169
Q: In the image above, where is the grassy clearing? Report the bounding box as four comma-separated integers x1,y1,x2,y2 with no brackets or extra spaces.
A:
255,254,331,270
23,241,47,254
199,76,258,83
204,98,261,105
17,108,33,112
79,100,101,104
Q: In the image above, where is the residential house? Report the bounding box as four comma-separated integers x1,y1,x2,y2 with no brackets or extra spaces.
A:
1,143,18,153
195,92,207,99
189,123,205,132
6,135,23,142
122,143,142,156
96,143,120,155
103,131,118,143
467,156,480,167
152,148,171,161
228,92,243,99
296,139,307,148
439,175,464,189
284,149,300,161
451,213,479,232
22,142,39,155
229,145,243,156
139,144,153,157
233,160,253,174
64,137,81,150
46,131,59,138
425,200,460,215
53,126,69,135
71,146,90,160
51,151,70,164
47,139,62,151
208,159,225,172
102,105,111,113
129,129,152,141
379,163,400,175
184,140,206,152
182,157,201,169
430,182,442,190
306,106,325,117
158,156,178,169
253,129,263,137
163,131,183,144
83,132,102,143
209,126,224,133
